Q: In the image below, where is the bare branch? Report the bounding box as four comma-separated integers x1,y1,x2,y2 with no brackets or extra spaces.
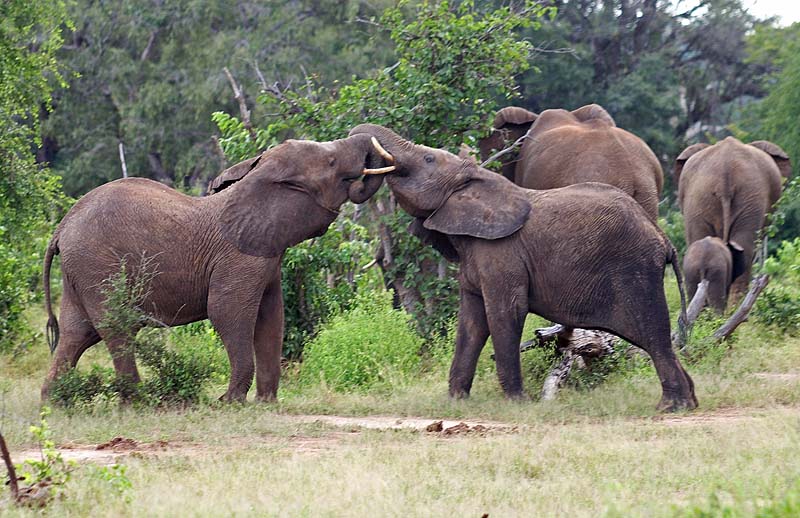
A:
223,67,257,142
140,30,157,62
118,142,128,179
713,274,770,341
0,431,19,502
480,130,531,168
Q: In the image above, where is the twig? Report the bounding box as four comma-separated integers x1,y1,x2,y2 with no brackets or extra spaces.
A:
118,142,128,179
712,274,770,340
0,431,19,502
480,130,531,168
223,67,257,141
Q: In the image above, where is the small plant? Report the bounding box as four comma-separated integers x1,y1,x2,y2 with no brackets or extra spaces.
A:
300,288,422,391
88,464,132,503
681,311,733,368
49,365,116,408
9,407,75,506
97,253,161,340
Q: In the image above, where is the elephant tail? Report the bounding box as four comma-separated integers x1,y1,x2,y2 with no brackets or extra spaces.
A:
44,236,60,354
667,241,689,348
721,195,732,244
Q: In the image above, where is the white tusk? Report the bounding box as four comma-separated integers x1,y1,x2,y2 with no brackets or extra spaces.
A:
371,137,395,163
362,165,396,175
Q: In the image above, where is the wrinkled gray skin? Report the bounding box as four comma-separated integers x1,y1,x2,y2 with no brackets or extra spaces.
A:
350,124,697,412
42,134,385,402
676,137,792,302
478,104,663,221
683,237,733,314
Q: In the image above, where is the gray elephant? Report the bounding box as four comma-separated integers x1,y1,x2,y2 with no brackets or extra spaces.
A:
477,104,663,220
42,135,389,402
350,124,697,412
683,237,733,314
675,137,792,304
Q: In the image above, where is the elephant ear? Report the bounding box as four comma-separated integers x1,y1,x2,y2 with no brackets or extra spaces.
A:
207,154,264,194
408,218,459,262
218,163,337,257
571,104,616,127
674,143,710,187
424,173,531,240
493,106,538,129
749,140,792,180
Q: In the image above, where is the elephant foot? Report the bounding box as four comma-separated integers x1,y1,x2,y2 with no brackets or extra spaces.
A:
656,394,698,413
218,391,248,403
255,392,277,403
448,387,470,399
504,391,529,402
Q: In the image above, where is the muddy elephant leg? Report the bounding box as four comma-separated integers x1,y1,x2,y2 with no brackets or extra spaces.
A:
254,286,283,402
449,288,490,398
483,286,529,399
99,333,141,387
41,300,101,400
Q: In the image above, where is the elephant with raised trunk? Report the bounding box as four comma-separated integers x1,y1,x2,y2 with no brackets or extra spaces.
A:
676,137,792,306
42,134,389,402
351,124,697,412
478,104,663,221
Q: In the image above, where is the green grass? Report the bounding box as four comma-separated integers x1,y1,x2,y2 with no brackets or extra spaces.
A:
2,280,800,516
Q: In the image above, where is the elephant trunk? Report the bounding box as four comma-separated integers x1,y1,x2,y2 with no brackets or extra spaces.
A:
347,124,412,203
349,124,412,161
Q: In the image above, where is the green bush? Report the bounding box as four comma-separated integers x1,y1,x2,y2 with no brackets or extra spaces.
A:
755,238,800,334
300,289,422,391
682,312,733,369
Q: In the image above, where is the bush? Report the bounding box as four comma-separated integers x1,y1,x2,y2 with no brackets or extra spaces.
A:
755,238,800,334
300,289,422,391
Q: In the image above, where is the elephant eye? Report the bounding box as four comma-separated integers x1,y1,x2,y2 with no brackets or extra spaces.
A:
424,154,435,163
328,157,336,167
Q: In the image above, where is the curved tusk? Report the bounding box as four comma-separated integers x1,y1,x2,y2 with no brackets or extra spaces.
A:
371,137,395,163
362,165,395,175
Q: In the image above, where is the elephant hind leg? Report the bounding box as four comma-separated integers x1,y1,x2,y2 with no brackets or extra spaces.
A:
611,303,697,411
42,299,102,400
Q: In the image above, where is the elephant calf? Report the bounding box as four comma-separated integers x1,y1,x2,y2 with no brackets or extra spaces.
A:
676,137,792,306
683,237,733,314
351,124,697,412
42,134,388,402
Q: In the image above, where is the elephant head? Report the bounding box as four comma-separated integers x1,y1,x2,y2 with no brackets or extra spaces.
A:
477,106,538,181
349,124,531,260
216,133,390,257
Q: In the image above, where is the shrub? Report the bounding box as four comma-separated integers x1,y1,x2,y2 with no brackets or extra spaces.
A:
755,238,800,334
300,288,422,391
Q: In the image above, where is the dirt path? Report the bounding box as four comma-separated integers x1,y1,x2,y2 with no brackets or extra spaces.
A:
13,406,796,465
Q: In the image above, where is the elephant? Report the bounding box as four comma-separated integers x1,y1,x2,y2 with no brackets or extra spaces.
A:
350,124,697,412
42,134,390,402
477,104,663,221
675,137,792,304
683,237,733,314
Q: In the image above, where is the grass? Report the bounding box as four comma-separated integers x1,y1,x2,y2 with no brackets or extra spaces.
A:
2,278,800,516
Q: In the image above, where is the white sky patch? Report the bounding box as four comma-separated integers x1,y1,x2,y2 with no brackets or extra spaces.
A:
742,0,800,25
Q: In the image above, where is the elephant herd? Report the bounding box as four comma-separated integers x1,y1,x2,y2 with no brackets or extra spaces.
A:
41,104,792,413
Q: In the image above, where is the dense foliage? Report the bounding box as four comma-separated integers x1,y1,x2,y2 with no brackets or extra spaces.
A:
0,0,72,351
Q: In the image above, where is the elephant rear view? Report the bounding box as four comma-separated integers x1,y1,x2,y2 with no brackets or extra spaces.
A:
676,137,791,303
478,104,663,221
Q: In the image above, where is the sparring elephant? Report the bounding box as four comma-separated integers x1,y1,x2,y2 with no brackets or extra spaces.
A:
42,134,389,402
477,104,663,221
676,137,792,303
683,237,734,314
350,124,697,412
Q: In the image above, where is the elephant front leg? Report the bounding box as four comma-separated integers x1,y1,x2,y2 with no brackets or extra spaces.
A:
483,287,529,399
254,287,284,402
449,288,490,398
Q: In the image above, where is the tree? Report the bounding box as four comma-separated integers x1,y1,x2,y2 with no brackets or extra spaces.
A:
0,0,72,350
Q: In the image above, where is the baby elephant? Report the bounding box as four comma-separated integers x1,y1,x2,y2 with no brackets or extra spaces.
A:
683,237,735,314
350,124,698,412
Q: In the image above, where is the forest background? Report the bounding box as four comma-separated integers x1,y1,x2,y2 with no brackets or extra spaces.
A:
2,0,800,359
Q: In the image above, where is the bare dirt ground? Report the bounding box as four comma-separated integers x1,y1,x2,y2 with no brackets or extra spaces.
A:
14,406,797,465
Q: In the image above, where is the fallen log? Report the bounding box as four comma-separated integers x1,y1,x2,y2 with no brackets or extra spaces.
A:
713,274,769,341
